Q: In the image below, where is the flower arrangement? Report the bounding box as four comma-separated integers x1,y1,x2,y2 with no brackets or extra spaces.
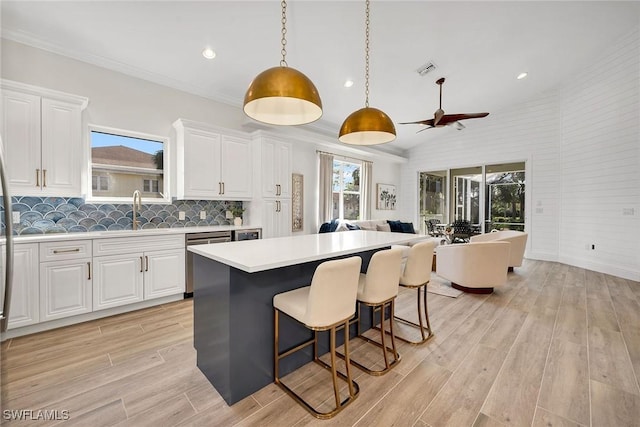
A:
229,205,245,218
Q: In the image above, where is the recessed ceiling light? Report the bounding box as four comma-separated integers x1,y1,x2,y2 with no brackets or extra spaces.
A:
202,48,216,59
344,79,354,88
517,72,528,80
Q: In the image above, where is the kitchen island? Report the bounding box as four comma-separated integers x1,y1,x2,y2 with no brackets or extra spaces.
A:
188,230,426,405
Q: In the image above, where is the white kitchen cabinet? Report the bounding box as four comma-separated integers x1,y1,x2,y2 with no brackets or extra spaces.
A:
40,258,92,322
0,80,88,197
93,234,185,307
92,253,144,311
263,198,291,239
261,138,292,199
6,243,39,329
144,248,186,299
174,119,253,200
39,240,93,322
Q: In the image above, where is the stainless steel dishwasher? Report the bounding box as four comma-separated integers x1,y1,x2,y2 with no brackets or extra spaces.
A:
185,231,232,297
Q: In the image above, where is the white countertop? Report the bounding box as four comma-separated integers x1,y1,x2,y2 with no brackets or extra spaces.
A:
2,225,261,244
188,230,427,273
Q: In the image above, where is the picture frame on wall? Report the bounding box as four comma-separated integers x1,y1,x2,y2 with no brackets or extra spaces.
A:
377,183,396,210
292,173,304,231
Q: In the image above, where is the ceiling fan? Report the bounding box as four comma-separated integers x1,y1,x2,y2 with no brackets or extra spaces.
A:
400,77,489,132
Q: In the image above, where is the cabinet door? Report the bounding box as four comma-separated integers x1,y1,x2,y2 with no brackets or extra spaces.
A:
261,139,278,198
144,248,185,299
5,243,39,329
40,98,83,196
182,129,222,198
93,253,144,311
262,199,291,239
220,135,253,199
275,142,292,198
1,89,41,192
40,258,92,321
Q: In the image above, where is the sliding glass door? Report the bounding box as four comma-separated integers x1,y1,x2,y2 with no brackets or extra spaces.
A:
485,162,525,231
451,166,482,225
418,171,447,234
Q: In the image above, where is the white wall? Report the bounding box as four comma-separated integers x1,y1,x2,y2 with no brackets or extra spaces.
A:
1,39,405,235
401,26,640,281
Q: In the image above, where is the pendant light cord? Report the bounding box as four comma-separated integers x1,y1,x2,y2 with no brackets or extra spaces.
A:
364,0,370,108
280,0,288,67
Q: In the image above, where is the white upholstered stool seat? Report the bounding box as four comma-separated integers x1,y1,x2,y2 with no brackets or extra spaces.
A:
273,256,362,419
339,248,403,375
393,240,438,344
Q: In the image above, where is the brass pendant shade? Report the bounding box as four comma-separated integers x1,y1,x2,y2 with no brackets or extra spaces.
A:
244,66,322,126
339,107,396,145
339,0,395,145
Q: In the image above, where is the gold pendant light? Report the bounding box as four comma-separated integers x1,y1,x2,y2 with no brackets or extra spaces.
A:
244,0,322,126
339,0,396,145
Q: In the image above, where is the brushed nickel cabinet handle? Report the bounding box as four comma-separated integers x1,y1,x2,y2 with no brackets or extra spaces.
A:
221,182,225,195
276,184,281,196
42,169,47,187
53,248,80,254
87,262,92,280
36,169,40,187
145,256,149,272
219,182,222,194
140,256,144,273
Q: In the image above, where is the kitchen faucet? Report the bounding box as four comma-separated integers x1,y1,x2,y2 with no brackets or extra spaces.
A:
132,190,142,230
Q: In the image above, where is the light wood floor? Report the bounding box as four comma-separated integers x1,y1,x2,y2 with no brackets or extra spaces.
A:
2,260,640,426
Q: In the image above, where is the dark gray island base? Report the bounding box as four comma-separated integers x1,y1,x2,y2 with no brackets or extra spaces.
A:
192,249,382,405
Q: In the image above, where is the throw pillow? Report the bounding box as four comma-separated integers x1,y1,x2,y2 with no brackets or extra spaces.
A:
387,220,403,233
358,223,377,231
399,222,416,234
376,223,391,232
345,223,361,230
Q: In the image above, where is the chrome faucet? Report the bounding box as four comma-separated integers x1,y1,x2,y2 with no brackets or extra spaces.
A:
132,190,142,230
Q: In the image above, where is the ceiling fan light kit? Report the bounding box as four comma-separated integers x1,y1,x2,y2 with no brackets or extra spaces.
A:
243,0,322,126
339,0,396,145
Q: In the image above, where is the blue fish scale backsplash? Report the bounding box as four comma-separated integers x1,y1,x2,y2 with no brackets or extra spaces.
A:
0,197,243,236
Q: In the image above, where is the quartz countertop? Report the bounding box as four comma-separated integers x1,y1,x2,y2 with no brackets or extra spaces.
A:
188,230,427,273
2,225,261,244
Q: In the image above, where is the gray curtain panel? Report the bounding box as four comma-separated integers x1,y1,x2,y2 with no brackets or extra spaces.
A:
318,152,334,226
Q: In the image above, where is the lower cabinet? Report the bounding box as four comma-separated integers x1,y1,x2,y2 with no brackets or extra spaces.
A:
263,198,291,239
92,248,184,311
93,253,144,311
7,243,40,329
40,258,92,322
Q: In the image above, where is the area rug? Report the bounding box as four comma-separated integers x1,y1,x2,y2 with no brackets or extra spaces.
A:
427,281,463,298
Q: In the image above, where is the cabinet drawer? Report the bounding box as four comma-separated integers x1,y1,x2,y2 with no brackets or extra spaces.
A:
40,240,92,262
93,234,185,256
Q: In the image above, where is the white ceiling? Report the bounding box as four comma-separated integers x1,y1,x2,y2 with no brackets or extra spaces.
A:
2,1,639,153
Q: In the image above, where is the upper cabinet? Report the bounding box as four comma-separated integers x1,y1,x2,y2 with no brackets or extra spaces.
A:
261,137,292,199
1,80,88,197
174,119,253,200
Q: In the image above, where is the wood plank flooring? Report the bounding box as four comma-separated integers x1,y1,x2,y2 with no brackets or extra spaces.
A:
1,260,639,426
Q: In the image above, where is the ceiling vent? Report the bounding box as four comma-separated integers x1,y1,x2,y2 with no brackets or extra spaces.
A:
416,61,437,77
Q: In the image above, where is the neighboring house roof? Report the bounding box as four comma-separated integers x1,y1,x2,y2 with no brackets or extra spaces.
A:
92,145,159,169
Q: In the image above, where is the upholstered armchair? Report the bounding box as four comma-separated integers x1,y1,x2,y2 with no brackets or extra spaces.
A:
435,241,511,294
470,230,528,271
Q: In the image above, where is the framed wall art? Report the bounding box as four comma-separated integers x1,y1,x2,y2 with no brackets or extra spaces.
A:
376,183,396,210
292,173,304,231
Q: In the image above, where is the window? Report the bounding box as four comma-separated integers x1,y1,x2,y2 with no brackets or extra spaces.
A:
485,163,525,232
89,126,167,201
419,171,447,234
92,175,109,192
332,160,361,220
143,179,159,193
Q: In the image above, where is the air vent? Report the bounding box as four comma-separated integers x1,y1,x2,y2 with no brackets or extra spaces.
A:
416,61,437,77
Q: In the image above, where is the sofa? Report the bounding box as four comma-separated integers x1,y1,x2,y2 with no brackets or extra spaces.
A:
469,230,528,271
436,241,511,294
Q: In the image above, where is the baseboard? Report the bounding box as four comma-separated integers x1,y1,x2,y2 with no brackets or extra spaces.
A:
557,255,640,282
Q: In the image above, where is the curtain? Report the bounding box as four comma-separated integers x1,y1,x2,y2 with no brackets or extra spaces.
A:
318,152,334,226
360,160,373,220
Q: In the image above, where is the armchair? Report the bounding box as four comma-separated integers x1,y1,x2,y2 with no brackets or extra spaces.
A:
470,230,528,271
435,241,510,294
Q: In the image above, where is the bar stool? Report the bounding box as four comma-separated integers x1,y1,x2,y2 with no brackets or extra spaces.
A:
273,256,362,419
340,247,403,375
393,240,437,344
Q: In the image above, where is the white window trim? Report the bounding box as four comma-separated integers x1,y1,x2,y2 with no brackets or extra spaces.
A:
86,124,171,204
333,159,362,220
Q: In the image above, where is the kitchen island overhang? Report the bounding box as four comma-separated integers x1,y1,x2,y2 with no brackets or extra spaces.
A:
189,230,428,405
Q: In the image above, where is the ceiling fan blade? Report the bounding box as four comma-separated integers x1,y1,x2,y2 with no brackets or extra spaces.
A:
399,118,435,126
438,113,489,125
416,126,434,134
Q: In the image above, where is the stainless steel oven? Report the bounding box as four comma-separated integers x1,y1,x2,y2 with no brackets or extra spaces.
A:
232,228,262,241
185,231,232,297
